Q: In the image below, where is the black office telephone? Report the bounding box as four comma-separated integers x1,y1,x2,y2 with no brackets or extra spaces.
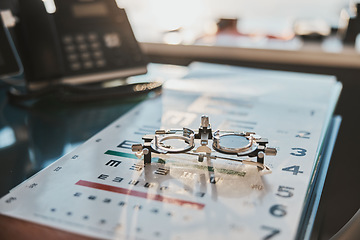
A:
16,0,148,91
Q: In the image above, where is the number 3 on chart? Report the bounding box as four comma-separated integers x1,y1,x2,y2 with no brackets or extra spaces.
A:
291,148,307,156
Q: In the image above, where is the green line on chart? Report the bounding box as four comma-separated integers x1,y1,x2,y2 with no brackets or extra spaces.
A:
104,150,138,159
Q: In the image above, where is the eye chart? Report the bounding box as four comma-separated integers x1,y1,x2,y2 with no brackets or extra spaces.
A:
0,63,342,240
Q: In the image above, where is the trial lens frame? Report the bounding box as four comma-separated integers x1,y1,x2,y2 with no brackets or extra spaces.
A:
132,116,277,174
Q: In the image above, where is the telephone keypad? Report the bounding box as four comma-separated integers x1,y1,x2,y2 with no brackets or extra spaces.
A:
62,31,135,72
63,32,107,72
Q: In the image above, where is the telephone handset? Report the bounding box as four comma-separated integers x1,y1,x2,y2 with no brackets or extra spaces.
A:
0,10,22,80
17,0,148,90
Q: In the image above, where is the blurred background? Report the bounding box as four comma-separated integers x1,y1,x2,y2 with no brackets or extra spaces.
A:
119,0,354,48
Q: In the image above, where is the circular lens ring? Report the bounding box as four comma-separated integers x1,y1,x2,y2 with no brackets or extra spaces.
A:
213,130,258,155
152,128,195,153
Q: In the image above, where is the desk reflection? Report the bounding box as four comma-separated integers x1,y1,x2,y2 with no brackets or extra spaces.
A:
0,86,139,197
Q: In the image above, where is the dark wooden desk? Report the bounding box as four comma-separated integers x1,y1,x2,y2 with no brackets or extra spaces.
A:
0,214,95,240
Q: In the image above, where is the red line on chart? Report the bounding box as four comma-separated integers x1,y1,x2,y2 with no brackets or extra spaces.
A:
75,180,205,210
